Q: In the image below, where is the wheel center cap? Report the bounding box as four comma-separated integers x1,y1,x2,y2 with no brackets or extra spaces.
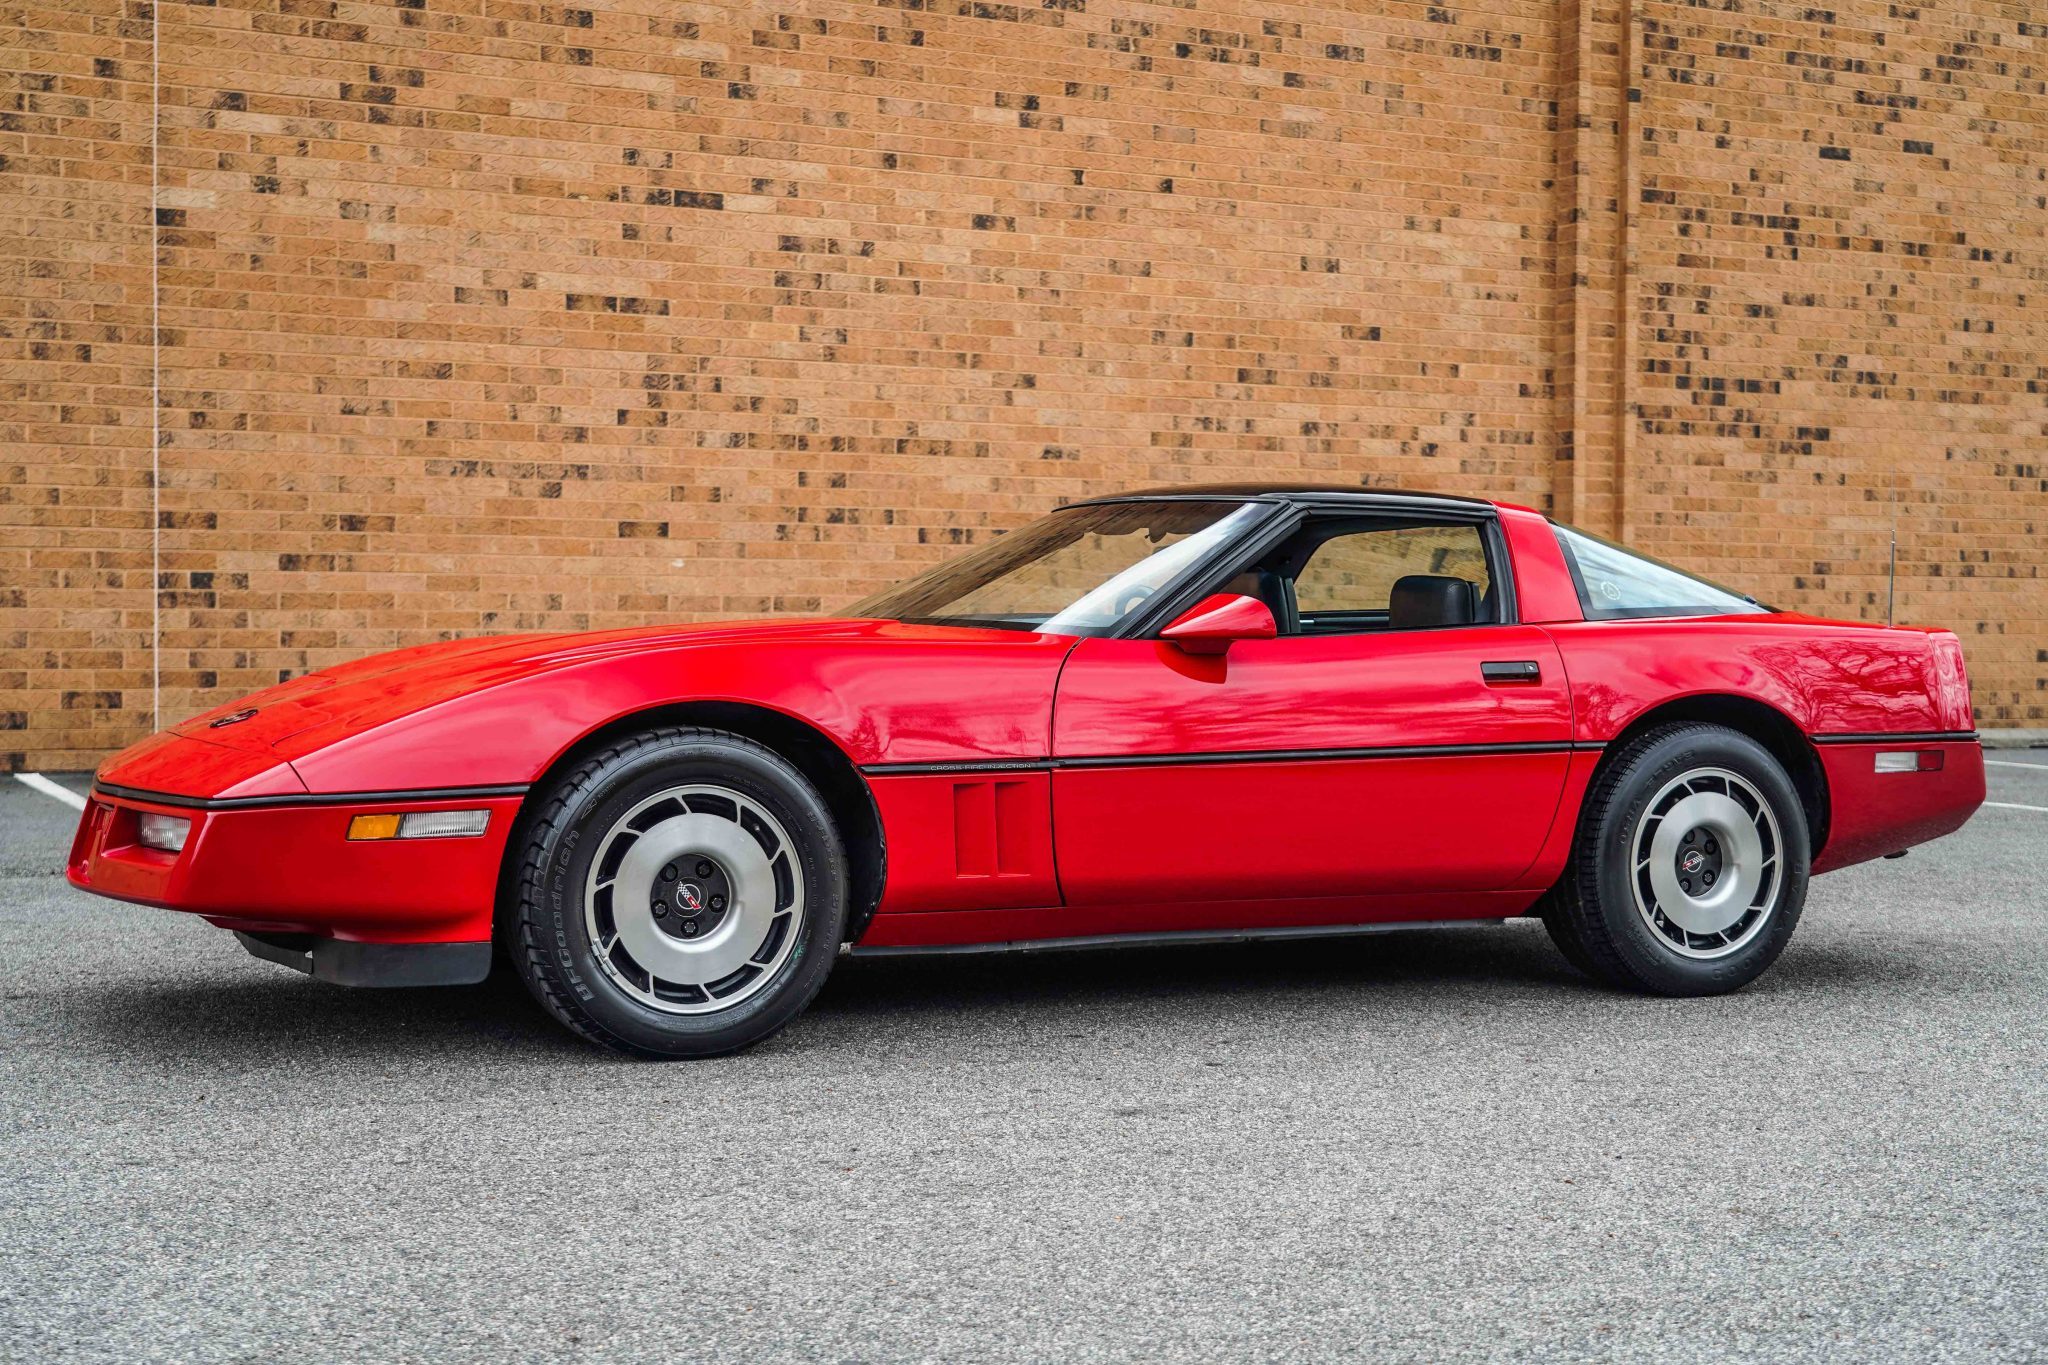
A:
652,856,733,940
1668,824,1728,898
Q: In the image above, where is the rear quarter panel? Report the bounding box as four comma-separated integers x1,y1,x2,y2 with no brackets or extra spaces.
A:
1547,616,1983,871
1546,616,1971,741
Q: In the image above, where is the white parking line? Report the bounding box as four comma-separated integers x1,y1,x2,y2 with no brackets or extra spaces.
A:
12,773,86,812
1985,801,2048,814
1984,758,2048,769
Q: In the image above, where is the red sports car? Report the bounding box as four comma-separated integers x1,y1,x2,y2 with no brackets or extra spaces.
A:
69,486,1985,1056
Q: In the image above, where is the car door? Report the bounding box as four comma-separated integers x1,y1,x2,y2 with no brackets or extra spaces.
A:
1050,513,1573,908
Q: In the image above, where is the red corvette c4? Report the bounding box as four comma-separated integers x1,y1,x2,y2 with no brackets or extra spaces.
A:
69,486,1985,1056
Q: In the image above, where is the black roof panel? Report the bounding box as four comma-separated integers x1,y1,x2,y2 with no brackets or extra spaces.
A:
1065,482,1491,507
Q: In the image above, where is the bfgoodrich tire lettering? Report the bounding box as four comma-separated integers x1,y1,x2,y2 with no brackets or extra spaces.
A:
506,726,849,1057
1542,722,1810,996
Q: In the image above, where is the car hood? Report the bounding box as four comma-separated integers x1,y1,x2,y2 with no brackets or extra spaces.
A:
174,618,894,756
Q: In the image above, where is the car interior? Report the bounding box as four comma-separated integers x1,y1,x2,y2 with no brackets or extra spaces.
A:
1218,516,1498,635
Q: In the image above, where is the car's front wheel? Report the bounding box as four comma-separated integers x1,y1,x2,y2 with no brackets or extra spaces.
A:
1542,722,1810,995
505,726,848,1057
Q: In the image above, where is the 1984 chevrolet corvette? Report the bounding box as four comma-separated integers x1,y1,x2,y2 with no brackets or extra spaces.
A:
69,485,1985,1056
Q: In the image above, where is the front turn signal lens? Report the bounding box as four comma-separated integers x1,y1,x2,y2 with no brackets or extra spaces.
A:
1874,750,1944,774
137,812,191,853
347,810,490,841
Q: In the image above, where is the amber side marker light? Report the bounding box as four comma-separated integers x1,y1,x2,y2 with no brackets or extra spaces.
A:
1874,750,1944,774
347,810,490,841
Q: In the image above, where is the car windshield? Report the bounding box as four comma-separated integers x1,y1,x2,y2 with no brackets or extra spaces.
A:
848,500,1263,635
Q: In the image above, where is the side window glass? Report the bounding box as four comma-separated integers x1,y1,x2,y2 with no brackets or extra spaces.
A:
1552,524,1765,621
1291,524,1494,634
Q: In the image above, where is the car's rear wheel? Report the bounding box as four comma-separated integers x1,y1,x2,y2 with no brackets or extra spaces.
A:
505,726,848,1057
1541,722,1810,995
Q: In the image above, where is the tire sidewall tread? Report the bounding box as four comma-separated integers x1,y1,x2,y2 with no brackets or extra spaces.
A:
1553,722,1810,996
504,726,848,1058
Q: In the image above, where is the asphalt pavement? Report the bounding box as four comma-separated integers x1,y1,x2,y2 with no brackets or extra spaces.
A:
2,759,2044,1362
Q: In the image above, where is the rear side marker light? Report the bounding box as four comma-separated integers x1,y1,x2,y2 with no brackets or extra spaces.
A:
137,812,191,853
347,810,490,841
1874,750,1944,774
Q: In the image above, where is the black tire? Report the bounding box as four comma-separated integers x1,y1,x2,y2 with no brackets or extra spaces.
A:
504,726,849,1058
1534,882,1601,980
1542,722,1810,996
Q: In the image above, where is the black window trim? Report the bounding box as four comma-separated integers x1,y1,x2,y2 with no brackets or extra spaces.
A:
1111,498,1298,640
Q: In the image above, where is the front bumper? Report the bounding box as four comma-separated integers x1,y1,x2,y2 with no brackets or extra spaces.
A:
68,784,523,945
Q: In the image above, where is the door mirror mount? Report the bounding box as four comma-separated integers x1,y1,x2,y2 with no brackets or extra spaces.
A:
1159,593,1277,656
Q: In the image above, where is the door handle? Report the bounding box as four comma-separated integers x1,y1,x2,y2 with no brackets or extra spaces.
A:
1481,660,1542,684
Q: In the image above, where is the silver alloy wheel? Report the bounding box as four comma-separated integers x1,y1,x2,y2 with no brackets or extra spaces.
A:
583,784,804,1015
1628,766,1783,960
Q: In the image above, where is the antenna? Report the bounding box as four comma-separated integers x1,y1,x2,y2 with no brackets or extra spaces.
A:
1885,523,1897,627
1883,463,1902,627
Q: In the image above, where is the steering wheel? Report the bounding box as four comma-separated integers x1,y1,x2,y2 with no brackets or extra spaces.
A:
1114,584,1155,617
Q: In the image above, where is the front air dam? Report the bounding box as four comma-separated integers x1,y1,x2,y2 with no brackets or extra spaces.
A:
232,932,493,988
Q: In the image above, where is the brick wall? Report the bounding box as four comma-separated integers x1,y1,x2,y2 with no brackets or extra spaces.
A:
2,0,155,768
1623,0,2048,728
3,0,2043,770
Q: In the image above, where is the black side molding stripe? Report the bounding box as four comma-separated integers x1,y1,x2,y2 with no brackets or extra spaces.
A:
1809,731,1979,746
1057,741,1585,769
859,759,1056,777
90,781,530,812
861,740,1605,777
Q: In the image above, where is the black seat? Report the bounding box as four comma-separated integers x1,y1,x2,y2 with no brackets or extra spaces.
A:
1388,574,1478,630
